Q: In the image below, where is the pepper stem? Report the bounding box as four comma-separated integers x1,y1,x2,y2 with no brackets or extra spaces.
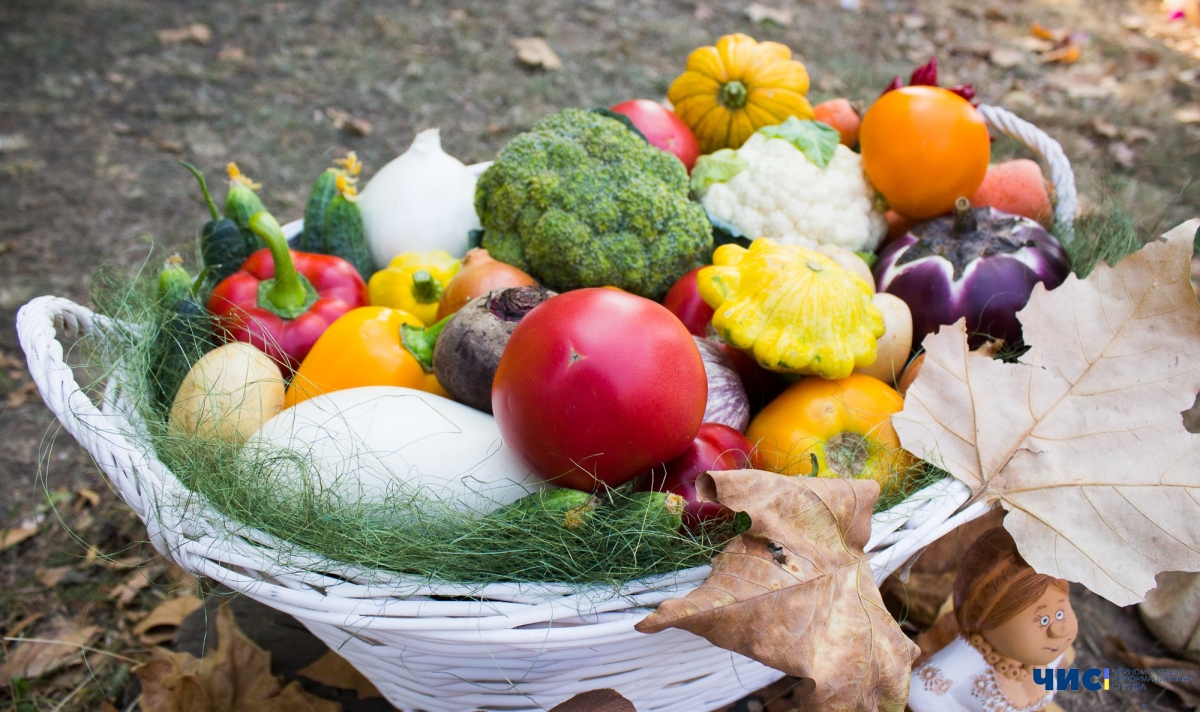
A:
249,212,312,317
411,270,443,304
180,161,220,219
719,80,748,109
952,197,977,235
400,315,452,372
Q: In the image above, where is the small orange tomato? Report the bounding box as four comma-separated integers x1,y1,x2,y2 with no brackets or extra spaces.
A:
860,86,990,220
813,98,861,147
746,373,915,494
285,306,447,408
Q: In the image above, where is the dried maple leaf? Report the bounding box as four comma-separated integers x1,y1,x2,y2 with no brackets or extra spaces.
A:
134,605,340,712
511,37,562,70
0,619,100,679
636,470,918,711
134,595,204,646
894,220,1200,607
298,650,381,699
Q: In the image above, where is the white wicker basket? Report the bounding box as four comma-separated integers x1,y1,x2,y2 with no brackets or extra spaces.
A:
17,105,1071,712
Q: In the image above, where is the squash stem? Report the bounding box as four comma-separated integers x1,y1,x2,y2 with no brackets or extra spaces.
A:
719,80,748,109
410,270,443,304
249,212,310,316
401,315,451,372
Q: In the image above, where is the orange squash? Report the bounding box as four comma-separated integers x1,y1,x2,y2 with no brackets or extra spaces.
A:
667,33,815,154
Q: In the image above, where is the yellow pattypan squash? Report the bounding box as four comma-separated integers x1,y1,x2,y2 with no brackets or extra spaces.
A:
368,250,462,325
667,33,815,154
697,239,884,379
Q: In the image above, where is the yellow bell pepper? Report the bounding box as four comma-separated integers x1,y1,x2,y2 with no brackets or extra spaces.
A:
368,251,462,325
746,373,916,496
285,306,448,408
697,238,884,379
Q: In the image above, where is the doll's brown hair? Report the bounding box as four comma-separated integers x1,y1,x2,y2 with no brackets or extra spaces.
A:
954,527,1069,635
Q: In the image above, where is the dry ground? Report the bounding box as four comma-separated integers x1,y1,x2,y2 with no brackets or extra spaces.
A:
2,0,1199,709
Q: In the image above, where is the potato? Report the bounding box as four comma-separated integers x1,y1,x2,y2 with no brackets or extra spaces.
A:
168,343,285,443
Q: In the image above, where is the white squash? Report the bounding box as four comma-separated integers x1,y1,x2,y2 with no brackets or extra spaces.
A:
357,128,482,268
250,386,544,513
854,292,913,385
169,343,285,444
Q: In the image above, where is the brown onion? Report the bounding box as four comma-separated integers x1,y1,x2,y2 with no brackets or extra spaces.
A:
436,248,536,320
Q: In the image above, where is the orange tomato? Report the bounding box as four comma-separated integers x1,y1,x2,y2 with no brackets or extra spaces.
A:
813,98,861,147
284,306,447,408
860,86,990,220
746,374,915,495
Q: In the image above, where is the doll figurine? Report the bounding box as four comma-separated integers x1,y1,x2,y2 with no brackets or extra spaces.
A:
908,527,1077,712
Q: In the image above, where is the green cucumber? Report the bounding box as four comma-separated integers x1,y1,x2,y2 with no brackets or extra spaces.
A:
321,174,374,279
150,256,218,418
487,489,599,530
181,162,253,289
223,163,267,253
299,168,338,253
611,491,686,539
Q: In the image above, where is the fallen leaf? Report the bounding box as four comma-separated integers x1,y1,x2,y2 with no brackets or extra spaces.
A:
134,596,204,646
5,613,43,638
298,650,381,698
0,515,43,551
549,689,635,711
694,3,714,20
1040,43,1081,64
1108,141,1136,168
637,471,918,710
99,702,120,712
1123,126,1156,143
135,605,339,712
989,47,1027,68
901,14,927,29
1121,14,1148,30
324,108,372,136
984,7,1008,21
109,569,152,608
1016,37,1056,52
512,37,562,70
0,134,30,152
1032,22,1068,43
0,620,101,680
1091,118,1120,138
1110,638,1200,706
157,23,212,46
74,488,100,510
38,566,73,588
1175,106,1200,123
6,381,39,408
218,46,246,62
894,221,1200,607
745,3,794,25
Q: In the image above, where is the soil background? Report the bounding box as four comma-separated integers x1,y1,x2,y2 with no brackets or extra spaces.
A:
1,0,1198,710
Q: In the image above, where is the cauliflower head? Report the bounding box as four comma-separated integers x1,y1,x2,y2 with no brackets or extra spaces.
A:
697,131,887,253
474,109,712,300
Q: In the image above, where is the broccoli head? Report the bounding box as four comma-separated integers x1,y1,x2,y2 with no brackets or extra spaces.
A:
475,109,712,300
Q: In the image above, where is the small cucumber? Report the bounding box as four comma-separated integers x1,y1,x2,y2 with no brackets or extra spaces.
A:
488,489,599,530
150,256,218,418
299,153,361,254
610,491,686,538
181,162,253,288
321,173,374,279
298,168,338,253
223,163,267,253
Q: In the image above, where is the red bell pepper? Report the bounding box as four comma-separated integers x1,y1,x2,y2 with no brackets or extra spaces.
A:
207,212,368,371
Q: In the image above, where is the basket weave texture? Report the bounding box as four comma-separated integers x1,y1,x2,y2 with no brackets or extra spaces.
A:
17,105,1070,712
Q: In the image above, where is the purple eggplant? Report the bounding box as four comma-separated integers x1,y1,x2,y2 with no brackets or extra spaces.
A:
874,198,1070,347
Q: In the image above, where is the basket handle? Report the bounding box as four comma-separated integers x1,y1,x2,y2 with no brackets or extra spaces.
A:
15,296,152,519
977,104,1077,243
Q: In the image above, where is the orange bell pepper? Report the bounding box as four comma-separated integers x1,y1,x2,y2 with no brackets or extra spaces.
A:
745,373,915,493
284,306,448,408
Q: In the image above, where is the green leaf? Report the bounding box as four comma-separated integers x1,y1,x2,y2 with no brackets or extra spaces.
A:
690,149,749,193
855,250,878,268
758,117,841,170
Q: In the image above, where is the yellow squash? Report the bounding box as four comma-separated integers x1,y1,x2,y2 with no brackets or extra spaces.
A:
667,33,815,154
285,306,447,408
697,239,884,379
368,250,462,325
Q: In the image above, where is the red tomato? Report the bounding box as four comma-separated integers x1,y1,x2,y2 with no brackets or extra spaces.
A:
610,99,701,171
639,423,753,529
492,288,708,490
662,267,714,337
